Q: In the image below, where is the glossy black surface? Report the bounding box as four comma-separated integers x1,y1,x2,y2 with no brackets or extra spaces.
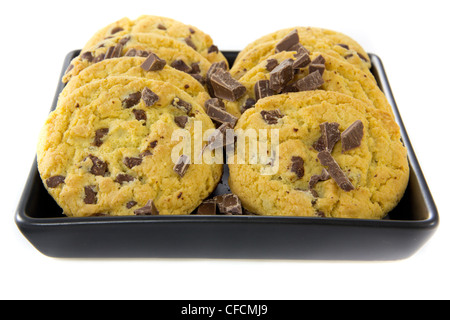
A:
15,51,439,260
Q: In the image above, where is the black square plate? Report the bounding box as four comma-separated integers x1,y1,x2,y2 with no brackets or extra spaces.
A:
15,50,439,260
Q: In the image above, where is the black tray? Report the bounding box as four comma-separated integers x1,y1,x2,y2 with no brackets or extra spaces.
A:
15,50,439,260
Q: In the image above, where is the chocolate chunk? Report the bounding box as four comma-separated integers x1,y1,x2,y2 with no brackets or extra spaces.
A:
357,52,368,62
190,73,206,85
126,201,138,209
173,155,190,177
337,43,350,50
309,55,326,75
207,122,234,150
295,70,324,92
122,91,142,109
291,156,305,179
174,115,189,128
309,168,331,190
111,26,124,34
93,128,109,147
184,36,197,50
171,59,191,73
206,101,238,127
197,199,217,215
86,155,108,176
136,50,150,58
46,175,65,188
123,157,142,169
208,45,219,54
275,29,300,53
142,87,159,107
125,48,137,57
269,59,294,92
119,36,131,46
205,98,225,110
93,53,105,63
341,120,364,152
115,174,135,185
209,68,246,102
215,194,242,215
241,98,256,113
132,109,147,122
293,49,311,69
149,140,158,149
157,24,166,30
172,98,192,114
141,53,167,71
104,46,116,59
134,200,159,216
140,150,153,158
188,62,201,75
84,186,97,204
265,59,279,72
65,64,74,74
313,122,340,153
261,109,284,125
111,43,123,58
206,61,228,97
80,51,94,62
254,80,275,101
317,151,354,191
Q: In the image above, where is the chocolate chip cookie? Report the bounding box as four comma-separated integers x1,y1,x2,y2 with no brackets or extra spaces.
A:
63,32,213,84
231,27,372,81
38,77,222,217
80,15,227,66
227,91,409,219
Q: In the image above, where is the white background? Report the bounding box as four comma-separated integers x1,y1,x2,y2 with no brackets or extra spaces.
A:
1,0,449,300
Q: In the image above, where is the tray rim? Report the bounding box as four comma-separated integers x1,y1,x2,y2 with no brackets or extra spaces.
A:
15,50,440,230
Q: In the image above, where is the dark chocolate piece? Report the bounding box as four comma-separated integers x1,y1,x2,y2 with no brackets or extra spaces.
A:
275,29,300,53
104,46,116,59
206,101,238,127
254,80,275,101
341,120,364,152
309,168,331,190
313,122,340,153
189,62,201,75
172,98,192,114
317,151,354,191
115,174,135,185
265,59,279,72
142,87,159,107
207,122,234,150
184,36,197,50
119,36,131,46
174,115,189,128
205,98,225,110
80,51,94,62
206,61,228,97
46,176,65,188
149,140,158,149
93,53,105,64
190,73,206,85
132,109,147,122
122,91,142,109
269,59,294,92
261,109,284,125
293,49,311,69
209,68,246,102
208,45,219,54
311,55,326,65
157,24,166,30
86,155,108,176
134,200,159,216
291,156,305,179
141,53,167,71
93,128,109,147
295,70,324,92
171,59,191,73
241,98,256,113
111,43,123,58
309,55,326,75
337,43,350,50
139,150,153,158
196,199,217,215
110,26,124,34
65,64,74,74
123,157,143,169
84,186,97,204
126,201,138,209
357,52,368,62
125,48,137,57
215,194,242,215
173,155,190,178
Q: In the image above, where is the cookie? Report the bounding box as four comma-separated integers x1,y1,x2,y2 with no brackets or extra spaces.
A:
223,51,392,118
37,77,223,217
231,27,372,80
227,91,409,219
60,56,210,108
63,32,213,84
80,15,227,66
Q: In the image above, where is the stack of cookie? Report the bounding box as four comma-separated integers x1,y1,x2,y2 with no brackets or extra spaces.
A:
225,27,410,219
37,15,234,217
